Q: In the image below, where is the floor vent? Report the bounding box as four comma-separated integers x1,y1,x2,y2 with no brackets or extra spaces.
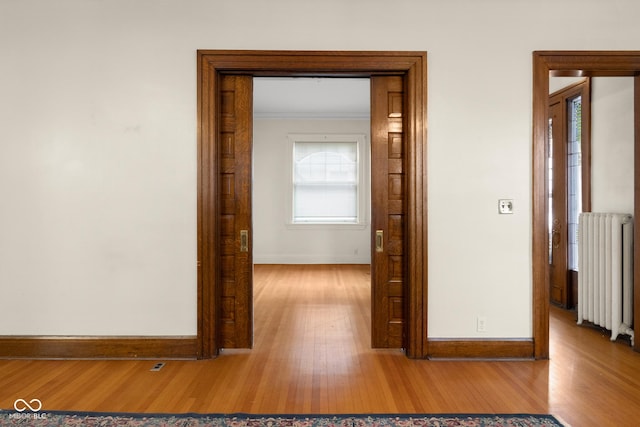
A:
150,362,165,372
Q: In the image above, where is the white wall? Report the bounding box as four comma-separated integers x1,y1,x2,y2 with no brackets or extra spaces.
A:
253,119,371,264
1,0,639,337
591,78,635,214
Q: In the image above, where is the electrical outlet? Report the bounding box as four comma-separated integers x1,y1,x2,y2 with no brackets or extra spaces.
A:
498,199,514,214
477,316,487,332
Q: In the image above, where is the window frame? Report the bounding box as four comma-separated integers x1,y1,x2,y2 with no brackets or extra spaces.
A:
286,133,368,229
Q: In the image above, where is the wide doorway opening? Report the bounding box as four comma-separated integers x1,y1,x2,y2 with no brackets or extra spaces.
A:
252,77,373,350
196,50,428,359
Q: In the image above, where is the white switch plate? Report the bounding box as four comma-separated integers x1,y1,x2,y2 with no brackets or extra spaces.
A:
498,199,514,214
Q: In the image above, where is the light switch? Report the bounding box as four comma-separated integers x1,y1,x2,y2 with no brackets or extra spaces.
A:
498,199,514,214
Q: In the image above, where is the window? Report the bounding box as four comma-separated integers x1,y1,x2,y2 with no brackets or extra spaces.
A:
289,134,366,226
567,95,582,271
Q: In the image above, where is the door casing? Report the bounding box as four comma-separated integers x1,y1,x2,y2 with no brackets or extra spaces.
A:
197,50,428,359
533,51,640,357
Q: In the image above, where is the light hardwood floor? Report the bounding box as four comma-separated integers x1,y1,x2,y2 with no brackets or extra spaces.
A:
1,264,640,426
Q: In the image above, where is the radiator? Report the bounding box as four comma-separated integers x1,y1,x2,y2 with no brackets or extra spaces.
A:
577,212,634,345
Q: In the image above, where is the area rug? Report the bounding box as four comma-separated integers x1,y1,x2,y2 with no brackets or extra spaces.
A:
0,411,567,426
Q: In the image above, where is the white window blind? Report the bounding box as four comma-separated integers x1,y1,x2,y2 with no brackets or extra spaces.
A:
292,139,359,224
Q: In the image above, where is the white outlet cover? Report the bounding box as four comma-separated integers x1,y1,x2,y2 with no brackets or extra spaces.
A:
498,199,514,214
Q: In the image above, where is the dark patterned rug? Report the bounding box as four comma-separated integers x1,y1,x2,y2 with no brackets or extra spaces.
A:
0,411,567,426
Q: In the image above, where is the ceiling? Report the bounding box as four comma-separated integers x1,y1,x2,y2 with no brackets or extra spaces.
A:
253,77,370,119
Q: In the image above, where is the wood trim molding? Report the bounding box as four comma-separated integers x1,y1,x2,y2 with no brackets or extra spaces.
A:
582,78,592,213
0,336,198,359
197,52,219,360
197,50,428,359
405,56,429,358
533,51,640,358
428,339,534,359
532,53,551,359
635,73,640,353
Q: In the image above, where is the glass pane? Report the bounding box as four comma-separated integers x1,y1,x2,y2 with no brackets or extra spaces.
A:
293,184,357,222
567,96,582,271
293,141,358,223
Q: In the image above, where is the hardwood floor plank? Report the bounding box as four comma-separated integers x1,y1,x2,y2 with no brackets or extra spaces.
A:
1,264,639,426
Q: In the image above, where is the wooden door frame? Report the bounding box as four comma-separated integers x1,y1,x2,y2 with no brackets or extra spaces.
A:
197,50,428,359
533,51,640,358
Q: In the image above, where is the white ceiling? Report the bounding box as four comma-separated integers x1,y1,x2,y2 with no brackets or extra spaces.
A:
253,77,370,119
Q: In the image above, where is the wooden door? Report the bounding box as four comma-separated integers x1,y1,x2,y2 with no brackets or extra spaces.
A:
219,75,253,348
220,74,407,350
548,81,590,309
371,76,406,348
548,98,568,307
